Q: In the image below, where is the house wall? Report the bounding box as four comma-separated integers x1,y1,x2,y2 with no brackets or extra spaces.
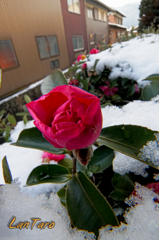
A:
60,0,88,65
109,27,127,44
85,2,109,51
0,0,69,99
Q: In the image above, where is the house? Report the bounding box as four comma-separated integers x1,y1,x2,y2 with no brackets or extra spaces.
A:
60,0,111,64
85,0,111,51
60,0,88,65
0,0,70,99
108,10,127,44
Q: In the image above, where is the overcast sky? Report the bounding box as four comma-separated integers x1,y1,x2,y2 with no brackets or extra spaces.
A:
100,0,141,8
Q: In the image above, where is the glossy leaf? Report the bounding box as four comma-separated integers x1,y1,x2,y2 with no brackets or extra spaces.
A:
41,69,68,95
142,74,159,82
112,173,134,193
26,164,71,186
57,187,66,207
98,125,158,169
58,158,73,171
142,81,159,101
66,171,119,237
12,127,66,154
87,146,114,173
2,156,13,184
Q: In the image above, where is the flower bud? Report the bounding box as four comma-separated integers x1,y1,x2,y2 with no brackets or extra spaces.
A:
72,146,93,166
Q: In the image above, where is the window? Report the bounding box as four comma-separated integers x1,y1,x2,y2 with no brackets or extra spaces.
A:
72,36,84,51
99,11,107,22
87,7,93,18
89,34,95,44
50,59,59,69
67,0,80,14
0,39,18,70
36,35,59,60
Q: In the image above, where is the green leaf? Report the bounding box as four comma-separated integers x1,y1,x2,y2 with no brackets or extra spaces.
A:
98,125,158,169
87,146,114,173
2,156,13,184
11,127,67,154
7,114,16,125
57,187,66,207
142,74,159,82
68,65,81,73
40,69,68,95
26,164,71,186
112,173,134,193
0,110,6,119
58,158,73,171
90,75,101,84
142,81,159,101
66,171,119,237
93,59,99,71
4,125,11,141
127,85,135,97
16,112,30,116
23,114,28,124
110,189,128,201
24,94,31,103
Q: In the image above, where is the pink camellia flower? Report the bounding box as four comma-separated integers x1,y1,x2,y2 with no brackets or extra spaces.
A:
99,85,118,96
77,54,86,62
135,85,139,93
68,79,79,86
90,48,99,54
81,63,87,69
26,85,103,150
42,151,65,162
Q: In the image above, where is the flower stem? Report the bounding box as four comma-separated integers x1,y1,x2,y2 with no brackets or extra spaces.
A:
73,157,76,175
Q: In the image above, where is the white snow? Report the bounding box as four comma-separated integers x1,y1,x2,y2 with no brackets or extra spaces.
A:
0,35,159,239
87,34,159,87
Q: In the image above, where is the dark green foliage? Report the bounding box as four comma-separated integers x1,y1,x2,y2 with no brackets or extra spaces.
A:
138,0,159,32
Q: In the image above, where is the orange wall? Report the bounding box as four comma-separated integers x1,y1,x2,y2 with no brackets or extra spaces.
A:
0,0,69,99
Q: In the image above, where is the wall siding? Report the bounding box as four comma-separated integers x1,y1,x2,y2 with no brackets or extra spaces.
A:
0,0,69,99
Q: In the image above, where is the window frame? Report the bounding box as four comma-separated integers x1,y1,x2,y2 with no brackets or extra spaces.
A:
89,33,95,45
35,35,60,61
72,35,84,52
67,0,80,14
87,7,93,19
0,38,19,71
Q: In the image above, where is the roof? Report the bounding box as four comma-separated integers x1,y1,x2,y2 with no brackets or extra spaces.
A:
86,0,112,12
108,22,127,29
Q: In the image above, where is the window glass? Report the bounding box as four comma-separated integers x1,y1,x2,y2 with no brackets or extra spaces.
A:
67,0,80,13
78,36,83,48
67,0,73,12
72,36,84,51
90,33,95,44
72,37,78,50
48,36,59,56
74,0,80,13
0,39,18,70
101,12,104,21
87,8,93,18
36,36,50,59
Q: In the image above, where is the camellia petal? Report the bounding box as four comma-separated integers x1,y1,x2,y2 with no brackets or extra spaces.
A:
26,85,103,150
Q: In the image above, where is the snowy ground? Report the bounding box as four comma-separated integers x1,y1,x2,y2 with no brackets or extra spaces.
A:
0,96,159,239
86,34,159,87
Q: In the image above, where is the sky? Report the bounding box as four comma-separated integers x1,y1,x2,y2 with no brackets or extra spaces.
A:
100,0,141,8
